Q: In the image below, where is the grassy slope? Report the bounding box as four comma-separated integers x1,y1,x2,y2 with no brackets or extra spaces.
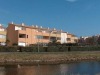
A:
0,51,100,64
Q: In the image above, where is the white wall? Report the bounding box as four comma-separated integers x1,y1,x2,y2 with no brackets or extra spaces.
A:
0,42,6,45
15,26,22,30
61,33,67,44
18,42,26,46
0,29,4,31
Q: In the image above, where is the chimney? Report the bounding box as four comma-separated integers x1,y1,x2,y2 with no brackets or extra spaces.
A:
35,25,38,28
11,21,14,24
0,24,2,26
60,29,62,31
48,27,49,29
22,23,24,26
32,25,34,27
40,26,42,28
53,28,56,30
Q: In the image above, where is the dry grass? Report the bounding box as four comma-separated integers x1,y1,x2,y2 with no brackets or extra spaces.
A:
0,51,100,64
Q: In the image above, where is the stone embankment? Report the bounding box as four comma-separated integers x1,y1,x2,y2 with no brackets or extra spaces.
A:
0,51,100,65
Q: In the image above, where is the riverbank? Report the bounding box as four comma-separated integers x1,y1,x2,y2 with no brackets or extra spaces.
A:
0,51,100,65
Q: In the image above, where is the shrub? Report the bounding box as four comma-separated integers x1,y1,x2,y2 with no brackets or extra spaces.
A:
0,46,17,52
47,46,59,52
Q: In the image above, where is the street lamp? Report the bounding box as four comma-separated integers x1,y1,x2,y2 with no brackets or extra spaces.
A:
49,31,54,43
35,26,39,52
37,27,40,52
37,27,43,52
37,36,39,52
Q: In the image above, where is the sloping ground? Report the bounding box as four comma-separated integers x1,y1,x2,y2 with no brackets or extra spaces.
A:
0,52,100,65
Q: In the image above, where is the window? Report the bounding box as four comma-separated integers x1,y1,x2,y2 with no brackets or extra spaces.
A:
36,35,43,39
19,34,26,38
74,39,78,42
0,35,6,39
57,37,61,40
43,36,49,39
67,38,71,41
50,37,56,41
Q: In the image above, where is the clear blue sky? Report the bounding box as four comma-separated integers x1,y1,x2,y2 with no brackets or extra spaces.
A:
0,0,100,37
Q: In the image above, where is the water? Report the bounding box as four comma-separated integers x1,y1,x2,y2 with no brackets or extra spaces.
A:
0,61,100,75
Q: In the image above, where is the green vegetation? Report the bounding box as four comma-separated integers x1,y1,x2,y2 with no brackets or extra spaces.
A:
0,46,100,52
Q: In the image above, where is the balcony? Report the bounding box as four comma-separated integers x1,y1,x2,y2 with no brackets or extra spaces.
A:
0,31,6,35
18,34,26,42
42,33,49,36
0,38,6,42
50,33,57,37
56,34,61,37
50,33,61,37
18,30,26,34
57,40,61,43
18,38,26,42
39,39,49,43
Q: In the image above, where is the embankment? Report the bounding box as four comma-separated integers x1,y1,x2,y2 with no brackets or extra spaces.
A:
0,51,100,65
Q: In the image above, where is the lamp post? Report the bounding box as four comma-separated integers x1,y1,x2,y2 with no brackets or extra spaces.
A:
49,31,53,43
37,27,43,52
56,31,58,42
36,26,39,52
37,36,39,52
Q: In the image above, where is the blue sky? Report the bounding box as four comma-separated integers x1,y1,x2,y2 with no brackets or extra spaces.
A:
0,0,100,37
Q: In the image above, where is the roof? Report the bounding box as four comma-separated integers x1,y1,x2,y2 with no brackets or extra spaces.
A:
9,23,63,32
0,24,6,31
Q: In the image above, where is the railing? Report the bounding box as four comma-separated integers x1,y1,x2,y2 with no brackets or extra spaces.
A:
18,38,26,42
18,30,26,34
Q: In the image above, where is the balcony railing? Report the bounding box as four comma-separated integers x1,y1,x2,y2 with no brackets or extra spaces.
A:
18,30,26,34
18,38,26,42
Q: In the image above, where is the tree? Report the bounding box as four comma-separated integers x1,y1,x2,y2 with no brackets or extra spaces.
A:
97,36,100,45
6,39,10,46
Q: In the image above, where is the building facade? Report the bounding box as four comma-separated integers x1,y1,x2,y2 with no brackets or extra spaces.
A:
7,23,78,46
79,35,100,45
67,33,78,43
0,24,6,45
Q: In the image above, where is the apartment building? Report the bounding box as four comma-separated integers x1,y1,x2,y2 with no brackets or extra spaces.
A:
67,33,78,43
0,24,6,45
79,35,100,45
7,23,78,46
